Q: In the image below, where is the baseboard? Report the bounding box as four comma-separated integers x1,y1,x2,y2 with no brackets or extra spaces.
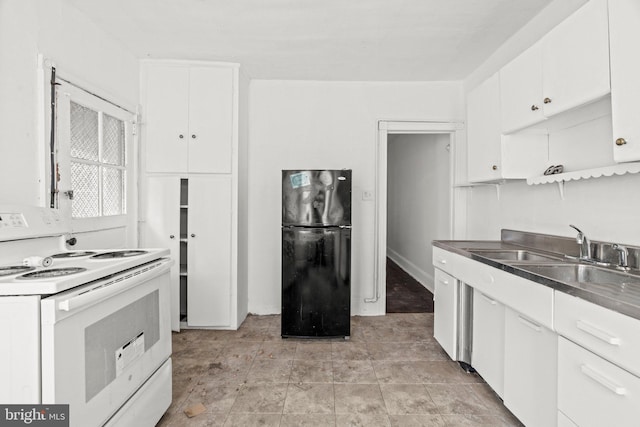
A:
386,248,434,293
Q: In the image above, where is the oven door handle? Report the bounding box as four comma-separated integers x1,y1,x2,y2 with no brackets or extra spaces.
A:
58,260,171,312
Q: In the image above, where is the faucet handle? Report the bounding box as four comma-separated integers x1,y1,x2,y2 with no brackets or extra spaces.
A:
612,244,629,270
569,224,584,243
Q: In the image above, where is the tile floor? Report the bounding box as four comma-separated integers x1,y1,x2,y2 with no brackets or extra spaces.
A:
157,314,523,426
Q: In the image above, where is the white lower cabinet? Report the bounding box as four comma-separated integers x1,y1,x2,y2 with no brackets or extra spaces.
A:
472,290,505,398
558,336,640,427
503,307,557,427
433,269,457,360
144,175,234,330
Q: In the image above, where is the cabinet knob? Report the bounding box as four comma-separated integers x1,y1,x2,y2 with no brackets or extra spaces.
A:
191,233,196,238
531,105,539,111
169,235,175,239
543,97,552,104
179,134,184,139
191,134,197,139
615,138,627,146
492,165,498,171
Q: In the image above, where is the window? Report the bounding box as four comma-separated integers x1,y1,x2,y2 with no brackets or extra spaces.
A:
52,81,135,232
69,101,127,218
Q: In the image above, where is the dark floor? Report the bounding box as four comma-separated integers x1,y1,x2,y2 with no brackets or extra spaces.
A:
386,258,434,313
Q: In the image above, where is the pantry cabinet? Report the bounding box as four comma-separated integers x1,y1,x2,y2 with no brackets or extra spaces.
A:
499,0,609,134
143,63,235,174
609,0,640,163
504,307,557,427
144,176,234,330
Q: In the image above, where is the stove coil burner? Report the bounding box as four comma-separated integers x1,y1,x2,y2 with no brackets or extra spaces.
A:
0,266,36,277
51,251,97,259
17,267,87,279
91,250,148,259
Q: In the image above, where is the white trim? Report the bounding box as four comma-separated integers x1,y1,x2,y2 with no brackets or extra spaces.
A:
372,120,465,308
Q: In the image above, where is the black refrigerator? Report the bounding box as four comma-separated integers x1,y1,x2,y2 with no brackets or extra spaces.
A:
281,169,351,338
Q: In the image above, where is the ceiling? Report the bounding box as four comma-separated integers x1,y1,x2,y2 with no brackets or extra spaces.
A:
65,0,554,81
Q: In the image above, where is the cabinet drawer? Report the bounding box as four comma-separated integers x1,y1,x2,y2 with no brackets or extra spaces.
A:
558,337,640,427
432,247,474,279
470,262,553,329
555,292,640,377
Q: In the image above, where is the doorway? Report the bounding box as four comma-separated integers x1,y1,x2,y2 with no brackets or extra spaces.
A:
367,121,464,313
386,133,450,312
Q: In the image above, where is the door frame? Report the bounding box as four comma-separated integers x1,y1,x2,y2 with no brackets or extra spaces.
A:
367,120,465,305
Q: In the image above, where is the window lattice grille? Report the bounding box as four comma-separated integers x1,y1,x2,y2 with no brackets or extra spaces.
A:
70,102,99,161
68,102,127,218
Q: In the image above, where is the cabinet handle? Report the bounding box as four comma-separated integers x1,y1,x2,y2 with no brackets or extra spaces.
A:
179,134,184,139
491,165,498,171
543,97,552,104
191,134,197,139
517,315,541,332
576,320,621,346
580,364,627,396
191,233,196,238
531,105,539,111
480,293,497,305
169,235,175,239
615,138,627,146
438,259,447,264
439,279,449,286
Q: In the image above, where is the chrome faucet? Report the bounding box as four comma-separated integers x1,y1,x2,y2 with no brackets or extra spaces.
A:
569,224,592,261
612,244,630,271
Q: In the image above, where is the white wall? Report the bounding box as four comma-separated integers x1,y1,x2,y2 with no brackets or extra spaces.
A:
0,0,139,246
248,80,464,315
387,133,450,292
463,0,640,246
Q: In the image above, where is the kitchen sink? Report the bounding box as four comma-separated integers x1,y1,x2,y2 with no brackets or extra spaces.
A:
468,249,561,263
512,263,640,287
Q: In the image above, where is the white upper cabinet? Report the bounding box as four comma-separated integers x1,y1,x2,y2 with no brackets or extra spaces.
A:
541,0,610,118
467,73,503,182
609,0,640,163
499,0,609,134
468,72,548,183
500,42,544,134
143,63,235,174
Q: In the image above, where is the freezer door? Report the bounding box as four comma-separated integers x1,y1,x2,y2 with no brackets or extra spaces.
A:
282,227,351,337
282,170,351,227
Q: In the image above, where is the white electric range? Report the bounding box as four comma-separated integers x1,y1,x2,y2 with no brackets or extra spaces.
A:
0,205,173,427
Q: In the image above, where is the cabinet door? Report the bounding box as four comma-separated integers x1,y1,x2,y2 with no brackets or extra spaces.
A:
500,42,544,133
187,175,232,327
558,336,640,427
472,290,505,398
188,67,234,173
143,176,181,331
610,0,640,162
504,307,557,427
144,66,190,173
467,73,502,182
541,0,609,117
433,269,457,360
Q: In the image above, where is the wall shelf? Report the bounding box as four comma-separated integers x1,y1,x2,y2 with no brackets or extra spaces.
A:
526,162,640,199
527,162,640,185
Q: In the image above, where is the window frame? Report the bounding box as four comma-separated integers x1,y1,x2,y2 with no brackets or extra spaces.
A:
54,81,135,233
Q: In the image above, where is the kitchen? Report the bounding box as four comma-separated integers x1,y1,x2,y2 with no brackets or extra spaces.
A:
1,0,639,426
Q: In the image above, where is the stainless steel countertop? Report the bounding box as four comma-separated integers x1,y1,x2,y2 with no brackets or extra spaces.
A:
433,234,640,322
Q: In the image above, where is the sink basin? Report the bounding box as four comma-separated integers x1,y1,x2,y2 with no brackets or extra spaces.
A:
512,263,640,287
469,249,560,263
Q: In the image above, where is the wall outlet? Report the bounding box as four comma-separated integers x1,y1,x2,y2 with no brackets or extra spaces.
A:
362,190,374,201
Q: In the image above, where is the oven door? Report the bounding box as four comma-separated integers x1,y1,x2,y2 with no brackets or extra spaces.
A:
40,259,172,427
